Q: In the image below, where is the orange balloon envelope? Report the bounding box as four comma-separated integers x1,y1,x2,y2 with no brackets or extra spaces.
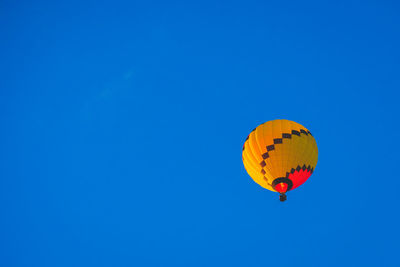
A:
242,119,318,201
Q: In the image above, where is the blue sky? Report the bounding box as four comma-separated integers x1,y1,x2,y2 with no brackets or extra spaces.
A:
1,0,400,266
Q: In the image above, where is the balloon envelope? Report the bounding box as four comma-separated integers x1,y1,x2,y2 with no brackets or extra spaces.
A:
242,119,318,199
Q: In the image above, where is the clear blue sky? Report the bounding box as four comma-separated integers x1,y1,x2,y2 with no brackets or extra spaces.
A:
1,0,399,266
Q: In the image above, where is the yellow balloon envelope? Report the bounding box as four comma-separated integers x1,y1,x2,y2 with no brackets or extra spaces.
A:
242,119,318,201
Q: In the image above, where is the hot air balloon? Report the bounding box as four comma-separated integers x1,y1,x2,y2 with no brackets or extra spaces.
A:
242,119,318,201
